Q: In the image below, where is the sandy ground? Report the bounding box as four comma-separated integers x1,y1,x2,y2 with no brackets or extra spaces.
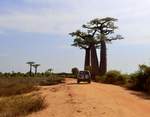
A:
28,78,150,117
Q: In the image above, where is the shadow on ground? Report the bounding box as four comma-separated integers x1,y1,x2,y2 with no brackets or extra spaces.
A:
67,82,90,85
128,91,150,100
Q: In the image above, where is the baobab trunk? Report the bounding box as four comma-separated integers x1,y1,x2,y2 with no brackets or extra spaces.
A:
29,65,32,76
35,67,37,75
91,45,99,80
99,41,107,76
84,48,90,70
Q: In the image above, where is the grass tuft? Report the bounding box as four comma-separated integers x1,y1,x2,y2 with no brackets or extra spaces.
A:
0,94,46,117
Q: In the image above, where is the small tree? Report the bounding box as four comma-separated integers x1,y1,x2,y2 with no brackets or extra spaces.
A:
45,68,53,76
32,64,40,75
72,67,79,77
26,61,35,76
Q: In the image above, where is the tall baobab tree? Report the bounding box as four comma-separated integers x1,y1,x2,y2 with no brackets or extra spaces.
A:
83,17,123,75
26,61,35,76
33,64,40,75
70,30,91,69
70,30,99,78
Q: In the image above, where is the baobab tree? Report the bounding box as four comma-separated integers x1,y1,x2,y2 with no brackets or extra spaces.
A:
70,30,99,78
70,30,91,69
26,61,35,76
83,17,123,75
33,64,40,75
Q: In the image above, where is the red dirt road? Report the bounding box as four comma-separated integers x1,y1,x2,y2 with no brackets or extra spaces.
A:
28,78,150,117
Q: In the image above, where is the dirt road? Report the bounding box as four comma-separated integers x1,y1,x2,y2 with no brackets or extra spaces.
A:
28,78,150,117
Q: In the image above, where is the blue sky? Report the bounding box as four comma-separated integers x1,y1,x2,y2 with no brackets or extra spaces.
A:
0,0,150,73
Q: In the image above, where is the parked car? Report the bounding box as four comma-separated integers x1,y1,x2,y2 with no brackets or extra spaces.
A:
77,71,91,84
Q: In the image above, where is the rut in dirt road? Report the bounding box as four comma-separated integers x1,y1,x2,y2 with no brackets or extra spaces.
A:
28,78,150,117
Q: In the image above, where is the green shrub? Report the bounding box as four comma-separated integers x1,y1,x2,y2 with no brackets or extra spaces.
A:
144,77,150,93
95,75,106,82
103,70,126,85
104,70,121,84
97,70,127,85
0,94,46,117
71,68,79,78
127,64,150,93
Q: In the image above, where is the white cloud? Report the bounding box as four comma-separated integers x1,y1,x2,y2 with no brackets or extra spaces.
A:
0,0,150,44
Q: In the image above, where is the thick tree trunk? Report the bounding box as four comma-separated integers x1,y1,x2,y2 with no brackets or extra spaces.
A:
35,68,37,75
91,45,99,80
84,48,90,70
29,65,32,76
99,41,107,76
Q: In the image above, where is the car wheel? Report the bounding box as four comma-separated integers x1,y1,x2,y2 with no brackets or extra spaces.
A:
88,80,91,84
77,79,80,84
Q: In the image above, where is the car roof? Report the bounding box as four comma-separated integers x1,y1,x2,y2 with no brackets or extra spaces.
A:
79,71,90,73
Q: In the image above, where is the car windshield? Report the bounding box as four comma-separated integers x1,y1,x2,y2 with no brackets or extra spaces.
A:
79,71,89,76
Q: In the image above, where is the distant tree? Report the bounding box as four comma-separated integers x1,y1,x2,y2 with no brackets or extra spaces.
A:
83,17,123,75
71,67,79,77
26,61,35,76
45,68,53,76
47,68,53,73
32,64,40,75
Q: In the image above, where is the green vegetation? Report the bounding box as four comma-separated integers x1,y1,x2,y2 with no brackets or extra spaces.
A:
71,67,79,78
128,64,150,93
96,70,128,85
95,64,150,94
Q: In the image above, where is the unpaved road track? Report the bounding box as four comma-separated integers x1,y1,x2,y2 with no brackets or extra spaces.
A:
28,78,150,117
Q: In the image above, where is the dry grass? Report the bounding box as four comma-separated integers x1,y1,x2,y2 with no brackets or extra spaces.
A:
0,94,46,117
0,76,64,117
0,78,38,97
0,76,64,97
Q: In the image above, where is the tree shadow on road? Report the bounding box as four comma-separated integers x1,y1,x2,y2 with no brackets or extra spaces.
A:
128,91,150,100
67,82,90,85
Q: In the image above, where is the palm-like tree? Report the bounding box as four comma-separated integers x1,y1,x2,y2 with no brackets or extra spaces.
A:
26,61,35,76
33,64,40,75
83,17,123,75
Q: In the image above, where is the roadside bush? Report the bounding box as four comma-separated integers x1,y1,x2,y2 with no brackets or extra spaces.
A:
0,94,46,117
95,75,106,82
127,64,150,93
71,68,79,78
95,70,127,85
104,70,127,85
